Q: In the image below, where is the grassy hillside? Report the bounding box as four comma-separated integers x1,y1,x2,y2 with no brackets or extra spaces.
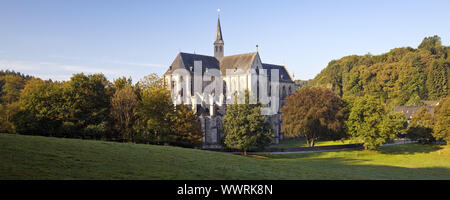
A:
1,133,450,180
308,36,449,107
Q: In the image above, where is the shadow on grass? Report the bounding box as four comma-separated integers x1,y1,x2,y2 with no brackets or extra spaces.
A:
298,158,450,179
1,133,449,180
272,138,353,149
253,154,450,179
379,144,444,155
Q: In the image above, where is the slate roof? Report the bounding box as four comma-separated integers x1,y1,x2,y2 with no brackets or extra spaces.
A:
165,52,220,75
219,52,258,75
394,106,435,120
423,100,439,106
262,63,294,83
165,52,293,83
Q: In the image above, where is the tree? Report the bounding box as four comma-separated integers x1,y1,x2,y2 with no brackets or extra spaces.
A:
137,73,164,91
134,74,174,144
418,35,443,54
346,95,407,150
281,87,345,147
171,105,202,148
0,102,19,133
433,96,450,144
407,107,435,144
113,76,133,90
0,74,26,104
308,35,449,108
0,73,28,133
14,79,68,136
14,74,113,138
66,73,112,138
110,86,138,141
426,60,448,99
223,90,273,155
381,112,408,139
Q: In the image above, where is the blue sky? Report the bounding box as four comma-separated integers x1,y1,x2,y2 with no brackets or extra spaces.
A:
1,0,450,82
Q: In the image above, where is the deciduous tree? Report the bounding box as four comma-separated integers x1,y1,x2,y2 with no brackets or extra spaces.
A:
134,74,174,144
281,87,345,147
110,86,138,141
171,105,202,148
347,95,407,150
223,90,273,155
433,97,450,144
407,107,435,144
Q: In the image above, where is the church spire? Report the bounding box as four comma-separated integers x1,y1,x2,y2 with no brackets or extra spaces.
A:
215,9,223,43
214,9,224,60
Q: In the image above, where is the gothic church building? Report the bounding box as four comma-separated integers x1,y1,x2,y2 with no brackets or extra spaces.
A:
164,12,295,148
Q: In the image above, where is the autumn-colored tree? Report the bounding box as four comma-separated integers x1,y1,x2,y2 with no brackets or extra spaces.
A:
110,86,138,141
281,87,345,147
0,102,19,133
309,36,449,107
0,73,29,133
223,90,273,155
0,74,26,104
433,96,450,144
407,107,435,144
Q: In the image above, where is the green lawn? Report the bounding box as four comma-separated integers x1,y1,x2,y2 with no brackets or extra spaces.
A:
1,133,450,180
272,137,357,148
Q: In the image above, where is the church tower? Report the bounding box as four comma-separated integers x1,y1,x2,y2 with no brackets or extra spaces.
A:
214,9,224,60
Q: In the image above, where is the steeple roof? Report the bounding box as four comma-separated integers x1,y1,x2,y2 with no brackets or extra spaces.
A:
215,11,224,44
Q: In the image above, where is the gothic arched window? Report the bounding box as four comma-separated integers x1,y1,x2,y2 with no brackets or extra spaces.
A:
268,84,271,96
223,81,227,95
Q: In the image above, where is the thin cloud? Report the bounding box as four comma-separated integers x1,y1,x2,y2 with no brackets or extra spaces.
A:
0,59,43,71
49,54,165,68
62,64,122,75
107,60,165,68
48,55,83,60
0,59,144,81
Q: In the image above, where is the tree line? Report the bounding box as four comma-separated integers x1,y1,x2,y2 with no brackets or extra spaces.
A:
308,35,449,108
281,87,449,150
0,71,202,148
282,36,449,150
0,70,274,154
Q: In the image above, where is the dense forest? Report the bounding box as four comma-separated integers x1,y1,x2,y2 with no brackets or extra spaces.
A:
0,71,203,147
308,36,449,107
